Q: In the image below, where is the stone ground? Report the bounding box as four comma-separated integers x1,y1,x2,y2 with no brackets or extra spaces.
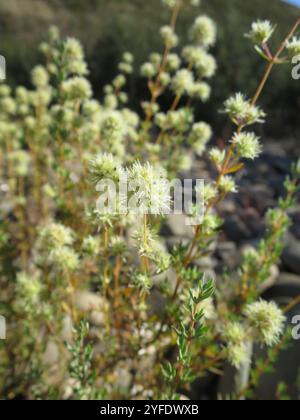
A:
164,137,300,286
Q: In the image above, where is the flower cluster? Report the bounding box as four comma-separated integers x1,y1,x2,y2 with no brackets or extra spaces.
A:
245,20,275,45
224,93,266,127
244,300,286,346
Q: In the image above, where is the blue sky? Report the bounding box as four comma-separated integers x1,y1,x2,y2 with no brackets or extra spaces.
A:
285,0,300,7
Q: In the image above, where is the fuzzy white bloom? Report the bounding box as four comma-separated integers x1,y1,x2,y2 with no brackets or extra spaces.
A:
189,81,211,102
62,77,92,101
158,72,171,87
104,94,118,110
133,227,171,272
16,87,29,104
109,236,127,256
222,322,249,369
82,236,100,256
101,112,124,139
82,99,101,117
39,223,75,251
183,46,217,78
123,52,134,64
140,62,157,79
227,343,250,369
165,53,181,72
134,273,153,294
16,272,42,305
118,62,133,75
231,132,262,160
161,0,177,8
219,176,238,194
128,162,171,215
224,93,266,126
64,37,88,76
209,148,226,167
244,300,286,346
188,122,212,155
49,247,80,273
113,74,126,90
172,69,194,96
160,25,179,48
64,38,84,60
286,37,300,59
223,322,247,345
0,84,11,97
190,16,217,47
89,153,122,184
1,97,17,115
245,20,275,45
31,66,49,88
177,154,193,172
7,150,31,177
150,53,162,69
202,182,218,204
201,212,222,235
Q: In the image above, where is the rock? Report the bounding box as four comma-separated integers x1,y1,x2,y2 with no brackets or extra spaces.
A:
89,310,106,327
282,235,300,275
258,265,280,293
216,241,238,269
278,272,300,286
61,315,73,343
43,341,59,365
223,214,252,243
74,290,107,312
163,214,195,239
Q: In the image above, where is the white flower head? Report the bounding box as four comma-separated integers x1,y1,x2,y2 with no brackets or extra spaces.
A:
31,65,49,88
140,62,156,79
224,93,266,127
219,176,238,194
62,77,92,101
245,20,275,45
231,132,262,160
128,162,171,215
171,69,194,96
209,147,226,167
190,15,217,48
49,247,80,273
286,37,300,59
227,343,250,369
188,122,212,155
160,25,179,48
244,300,286,346
39,223,75,251
89,153,123,184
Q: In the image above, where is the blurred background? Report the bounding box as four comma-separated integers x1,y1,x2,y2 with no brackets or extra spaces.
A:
1,0,300,139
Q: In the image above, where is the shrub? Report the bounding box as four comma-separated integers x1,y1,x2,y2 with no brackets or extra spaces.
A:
0,0,299,400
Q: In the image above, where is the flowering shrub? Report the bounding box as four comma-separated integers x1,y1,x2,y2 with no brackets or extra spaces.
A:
0,0,300,400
